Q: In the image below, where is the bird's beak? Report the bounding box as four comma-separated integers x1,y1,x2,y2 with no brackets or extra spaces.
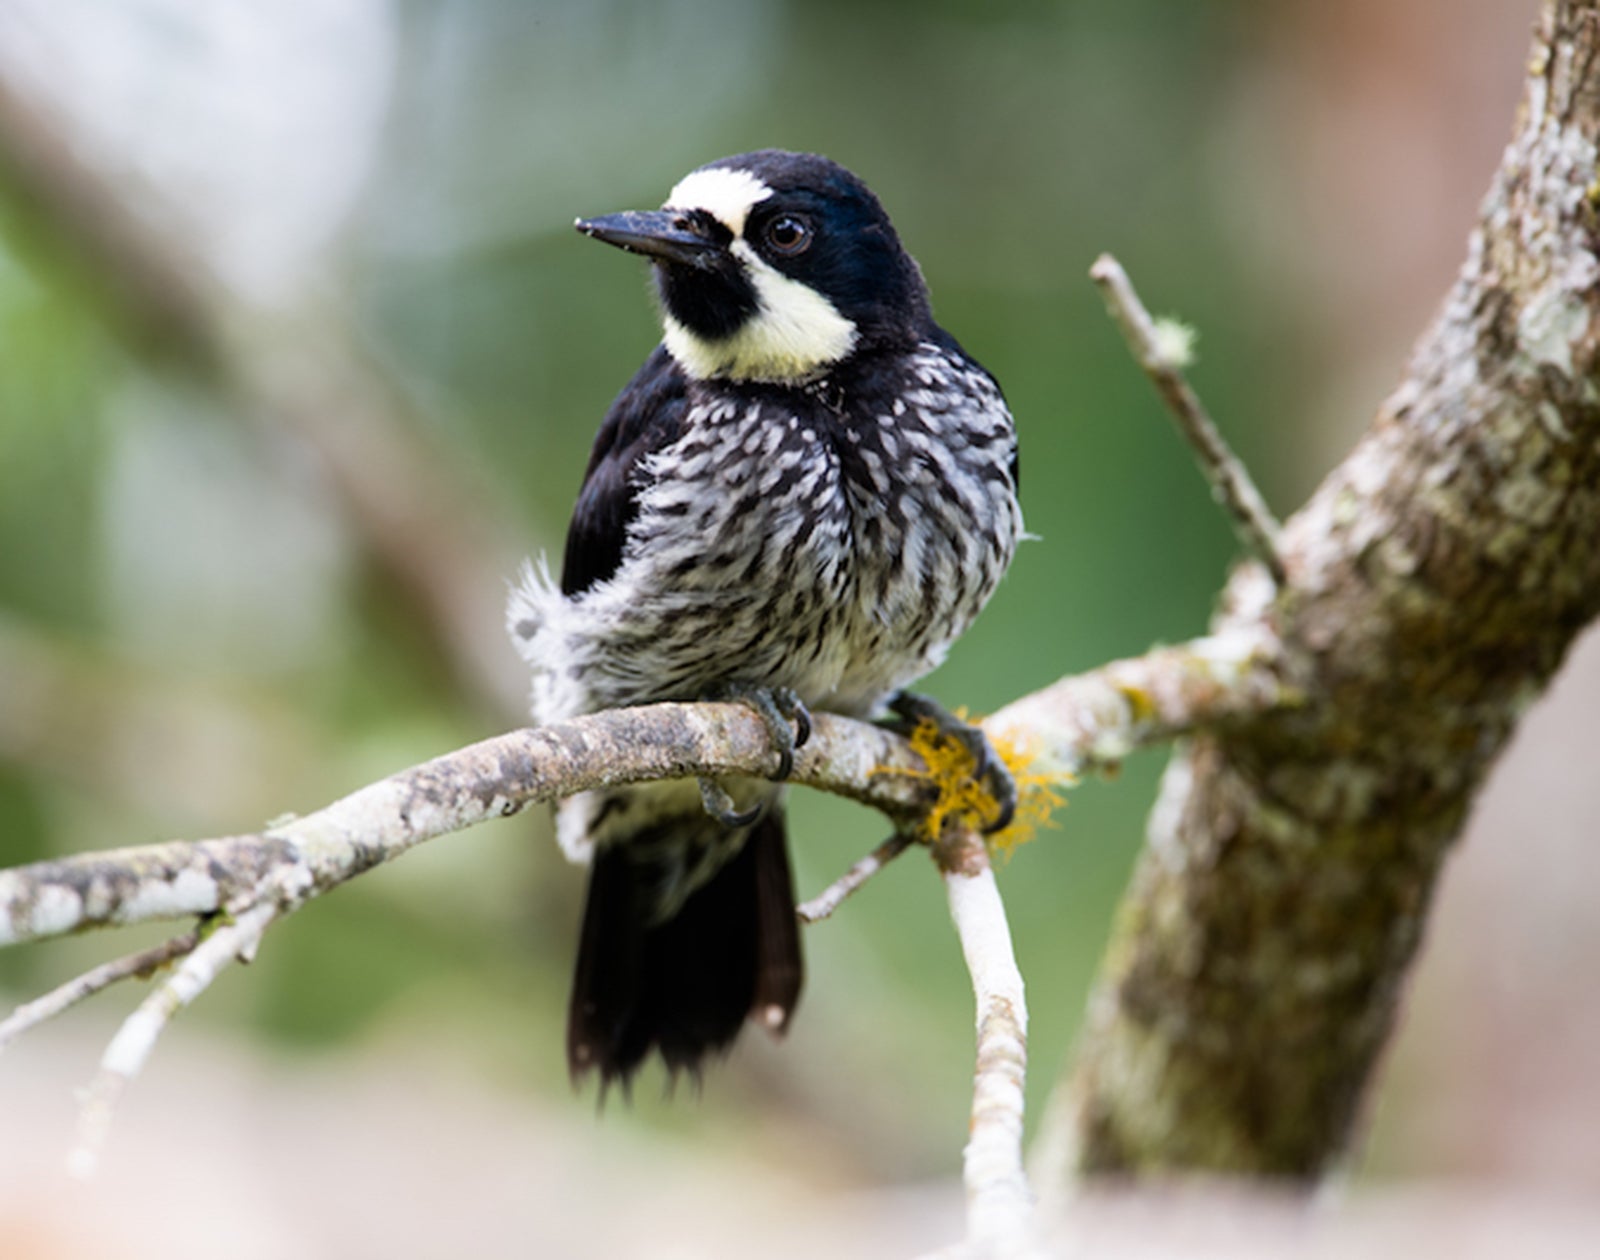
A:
575,210,722,269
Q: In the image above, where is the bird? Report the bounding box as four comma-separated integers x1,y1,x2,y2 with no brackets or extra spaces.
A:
508,149,1023,1092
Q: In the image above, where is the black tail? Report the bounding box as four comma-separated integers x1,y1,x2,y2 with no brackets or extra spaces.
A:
567,810,803,1091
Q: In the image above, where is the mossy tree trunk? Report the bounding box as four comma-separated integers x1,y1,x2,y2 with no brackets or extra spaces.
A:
1062,0,1600,1178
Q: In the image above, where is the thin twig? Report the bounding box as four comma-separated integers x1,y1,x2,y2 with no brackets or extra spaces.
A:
939,829,1034,1255
1089,253,1287,584
0,928,201,1051
67,900,278,1179
796,833,914,924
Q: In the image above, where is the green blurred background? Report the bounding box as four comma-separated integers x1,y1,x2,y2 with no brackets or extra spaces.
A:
7,0,1594,1254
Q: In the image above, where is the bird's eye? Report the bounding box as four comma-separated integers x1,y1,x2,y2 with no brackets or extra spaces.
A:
763,214,813,256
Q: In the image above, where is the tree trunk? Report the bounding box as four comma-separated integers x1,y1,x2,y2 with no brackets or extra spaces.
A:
1062,0,1600,1178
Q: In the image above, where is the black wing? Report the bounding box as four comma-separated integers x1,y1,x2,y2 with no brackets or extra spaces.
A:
926,324,1019,490
561,345,691,596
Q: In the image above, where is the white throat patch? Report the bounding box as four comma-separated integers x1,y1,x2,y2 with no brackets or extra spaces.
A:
660,167,860,384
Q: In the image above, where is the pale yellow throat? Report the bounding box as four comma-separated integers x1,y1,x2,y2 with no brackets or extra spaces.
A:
662,243,859,384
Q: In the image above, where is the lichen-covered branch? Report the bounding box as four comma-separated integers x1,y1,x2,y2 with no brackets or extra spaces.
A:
984,620,1286,778
0,703,924,948
1057,0,1600,1181
2,637,1286,950
937,827,1035,1257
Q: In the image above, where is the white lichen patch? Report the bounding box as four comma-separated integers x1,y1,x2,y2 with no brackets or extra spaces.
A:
1517,280,1591,376
1151,316,1198,369
119,866,222,924
26,883,82,940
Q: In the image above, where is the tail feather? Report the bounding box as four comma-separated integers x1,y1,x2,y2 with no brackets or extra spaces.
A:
568,810,803,1090
750,816,803,1034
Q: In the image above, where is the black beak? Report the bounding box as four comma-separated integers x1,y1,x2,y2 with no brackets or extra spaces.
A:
575,210,722,269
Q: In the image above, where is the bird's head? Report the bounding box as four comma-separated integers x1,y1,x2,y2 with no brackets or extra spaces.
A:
577,150,932,384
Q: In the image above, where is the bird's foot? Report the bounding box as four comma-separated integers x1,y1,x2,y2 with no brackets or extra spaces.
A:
710,682,812,781
697,776,765,829
696,683,812,828
885,691,1017,834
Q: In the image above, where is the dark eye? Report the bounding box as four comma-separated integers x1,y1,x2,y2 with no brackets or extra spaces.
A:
763,214,813,256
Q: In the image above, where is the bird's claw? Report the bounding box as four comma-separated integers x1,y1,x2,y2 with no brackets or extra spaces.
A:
697,776,766,829
886,691,1017,834
695,683,811,829
710,682,812,782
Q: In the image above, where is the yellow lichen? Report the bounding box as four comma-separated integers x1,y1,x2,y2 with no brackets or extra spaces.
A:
1114,681,1158,724
901,714,1071,855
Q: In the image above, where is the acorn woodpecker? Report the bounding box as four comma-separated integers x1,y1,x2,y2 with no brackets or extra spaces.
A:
508,150,1023,1090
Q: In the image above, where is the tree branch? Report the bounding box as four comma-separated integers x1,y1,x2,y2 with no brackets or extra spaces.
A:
1,635,1287,949
0,703,924,948
1088,253,1287,584
796,833,913,924
0,928,201,1050
938,827,1034,1257
984,621,1286,777
67,901,278,1180
1055,0,1600,1181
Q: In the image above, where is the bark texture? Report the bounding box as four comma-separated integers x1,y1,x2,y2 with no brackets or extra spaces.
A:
1065,0,1600,1178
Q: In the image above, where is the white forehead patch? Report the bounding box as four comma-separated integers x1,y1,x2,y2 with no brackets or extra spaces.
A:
665,166,773,237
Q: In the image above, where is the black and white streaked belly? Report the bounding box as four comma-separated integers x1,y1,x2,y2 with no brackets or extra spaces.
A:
511,341,1021,729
